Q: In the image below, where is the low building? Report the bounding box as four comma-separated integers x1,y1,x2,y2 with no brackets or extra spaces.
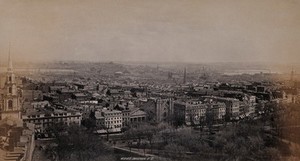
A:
282,89,298,104
73,83,85,90
49,86,66,93
73,104,101,119
72,93,89,101
140,98,174,123
0,117,35,161
210,102,226,121
174,100,207,126
128,109,147,124
57,89,76,101
30,101,50,109
204,96,240,119
243,95,256,115
120,108,147,126
22,108,82,134
95,108,122,133
23,90,43,102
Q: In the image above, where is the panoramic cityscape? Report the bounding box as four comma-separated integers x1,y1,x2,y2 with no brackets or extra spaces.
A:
1,0,300,161
1,54,300,161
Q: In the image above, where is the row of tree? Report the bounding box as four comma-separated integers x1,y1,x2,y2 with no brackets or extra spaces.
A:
121,120,289,161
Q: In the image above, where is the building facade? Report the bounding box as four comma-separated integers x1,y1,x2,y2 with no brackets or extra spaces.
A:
22,109,82,133
174,100,207,126
210,102,226,121
205,96,240,119
95,108,122,133
140,98,174,123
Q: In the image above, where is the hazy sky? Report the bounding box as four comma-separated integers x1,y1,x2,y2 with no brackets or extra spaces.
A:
0,0,300,63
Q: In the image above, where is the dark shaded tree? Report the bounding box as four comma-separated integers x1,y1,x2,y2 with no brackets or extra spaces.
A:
45,123,114,161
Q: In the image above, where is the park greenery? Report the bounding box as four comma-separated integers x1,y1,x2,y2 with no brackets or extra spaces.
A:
122,120,290,161
44,123,115,161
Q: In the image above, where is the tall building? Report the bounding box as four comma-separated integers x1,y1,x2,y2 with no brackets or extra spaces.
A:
0,52,22,120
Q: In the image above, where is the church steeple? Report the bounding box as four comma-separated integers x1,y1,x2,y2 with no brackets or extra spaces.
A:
8,43,13,72
183,67,187,84
6,44,15,85
0,44,21,120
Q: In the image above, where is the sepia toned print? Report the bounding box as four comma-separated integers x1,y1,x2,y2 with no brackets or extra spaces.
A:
0,0,300,161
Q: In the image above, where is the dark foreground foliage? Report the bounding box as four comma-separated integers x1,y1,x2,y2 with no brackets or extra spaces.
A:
44,123,115,161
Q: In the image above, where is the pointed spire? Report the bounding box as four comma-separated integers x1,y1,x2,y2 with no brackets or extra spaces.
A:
291,67,295,82
8,42,13,72
183,67,187,84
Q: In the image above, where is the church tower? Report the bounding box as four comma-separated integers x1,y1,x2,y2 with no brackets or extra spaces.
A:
0,49,22,120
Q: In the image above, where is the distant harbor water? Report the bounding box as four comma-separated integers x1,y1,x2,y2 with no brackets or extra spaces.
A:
0,67,75,73
223,69,281,75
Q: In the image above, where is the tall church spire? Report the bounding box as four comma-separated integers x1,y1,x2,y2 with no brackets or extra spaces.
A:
8,43,13,72
291,67,295,82
1,43,21,120
183,67,187,84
